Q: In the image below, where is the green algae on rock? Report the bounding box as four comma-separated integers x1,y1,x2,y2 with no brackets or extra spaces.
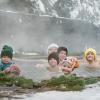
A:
0,73,100,91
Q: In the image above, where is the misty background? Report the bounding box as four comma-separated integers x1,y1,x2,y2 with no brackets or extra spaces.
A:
0,0,100,55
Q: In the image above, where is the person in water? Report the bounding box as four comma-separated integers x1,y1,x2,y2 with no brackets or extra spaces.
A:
36,43,59,67
47,43,59,55
47,52,62,72
83,48,100,69
57,46,79,73
57,46,68,62
0,45,20,77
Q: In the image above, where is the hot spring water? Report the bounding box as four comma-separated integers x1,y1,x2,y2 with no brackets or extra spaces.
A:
1,57,99,100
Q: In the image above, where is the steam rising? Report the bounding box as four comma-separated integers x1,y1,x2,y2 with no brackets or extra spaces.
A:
0,0,99,54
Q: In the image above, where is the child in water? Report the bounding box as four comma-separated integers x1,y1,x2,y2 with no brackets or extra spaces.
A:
0,45,20,77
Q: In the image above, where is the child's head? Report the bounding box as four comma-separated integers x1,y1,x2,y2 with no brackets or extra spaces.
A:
47,43,59,55
1,45,13,63
57,46,68,61
84,48,96,62
48,52,59,67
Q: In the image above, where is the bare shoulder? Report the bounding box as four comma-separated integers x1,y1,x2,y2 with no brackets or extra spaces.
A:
96,59,100,64
46,66,52,71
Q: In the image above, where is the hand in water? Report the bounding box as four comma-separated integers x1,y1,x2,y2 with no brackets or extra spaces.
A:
10,65,20,75
4,67,10,74
4,65,20,75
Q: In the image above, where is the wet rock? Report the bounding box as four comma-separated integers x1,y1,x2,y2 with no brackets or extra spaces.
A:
0,73,100,93
84,77,98,85
15,88,32,93
14,77,34,89
39,74,85,91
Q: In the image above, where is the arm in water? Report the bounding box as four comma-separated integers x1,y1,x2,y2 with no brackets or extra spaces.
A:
4,64,20,75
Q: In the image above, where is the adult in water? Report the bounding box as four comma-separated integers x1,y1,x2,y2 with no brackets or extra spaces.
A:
83,48,100,69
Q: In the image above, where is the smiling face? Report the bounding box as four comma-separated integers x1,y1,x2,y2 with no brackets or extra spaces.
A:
1,56,11,64
86,52,95,62
48,58,58,67
59,50,67,61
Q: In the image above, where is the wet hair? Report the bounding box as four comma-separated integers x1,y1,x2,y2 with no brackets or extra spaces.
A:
57,46,68,56
48,52,59,65
84,48,96,60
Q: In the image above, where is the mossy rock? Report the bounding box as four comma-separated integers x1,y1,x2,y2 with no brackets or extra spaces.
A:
0,73,100,91
97,76,100,81
84,77,98,85
45,75,67,86
13,77,34,89
68,84,84,91
20,79,33,89
33,82,42,88
0,74,34,89
40,74,85,91
66,75,85,85
63,75,85,91
0,73,14,86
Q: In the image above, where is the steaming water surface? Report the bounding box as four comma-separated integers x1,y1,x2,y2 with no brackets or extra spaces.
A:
15,57,100,80
72,64,100,77
15,58,64,82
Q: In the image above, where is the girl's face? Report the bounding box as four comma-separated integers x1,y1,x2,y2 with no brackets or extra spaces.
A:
59,51,67,61
48,58,58,67
86,52,95,62
1,56,11,64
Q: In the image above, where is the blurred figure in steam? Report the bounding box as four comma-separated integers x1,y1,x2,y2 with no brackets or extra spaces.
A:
47,43,59,55
0,45,20,77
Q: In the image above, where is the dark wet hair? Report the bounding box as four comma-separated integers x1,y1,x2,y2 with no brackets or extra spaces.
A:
57,46,68,56
48,52,59,65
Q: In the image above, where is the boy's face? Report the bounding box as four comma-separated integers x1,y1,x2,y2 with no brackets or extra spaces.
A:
1,56,11,64
59,50,67,61
86,52,95,62
48,58,58,67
